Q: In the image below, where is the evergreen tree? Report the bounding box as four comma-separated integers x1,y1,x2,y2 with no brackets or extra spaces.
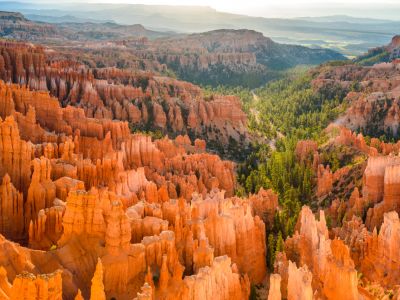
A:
267,233,276,271
275,231,284,254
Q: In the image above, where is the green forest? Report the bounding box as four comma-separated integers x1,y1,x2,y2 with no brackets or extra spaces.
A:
208,67,349,270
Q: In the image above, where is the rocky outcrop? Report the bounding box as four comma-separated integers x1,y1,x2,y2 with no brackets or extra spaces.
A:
361,211,400,287
295,140,318,163
248,188,278,227
0,116,32,194
0,266,63,300
0,41,252,159
316,164,333,197
177,255,250,300
362,156,400,205
315,58,400,139
287,261,313,300
362,155,400,229
193,238,214,273
267,274,282,300
10,270,63,300
134,283,153,300
74,290,84,300
190,191,267,283
138,29,344,88
25,157,56,229
28,205,65,250
346,187,367,220
282,206,359,299
0,174,24,242
90,259,106,300
2,33,400,300
334,210,400,289
57,188,108,247
0,267,11,299
322,239,358,300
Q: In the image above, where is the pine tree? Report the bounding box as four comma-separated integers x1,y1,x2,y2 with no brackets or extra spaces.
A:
276,231,284,254
267,233,276,271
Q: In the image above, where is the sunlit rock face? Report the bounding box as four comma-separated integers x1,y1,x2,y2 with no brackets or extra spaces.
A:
277,206,359,300
0,41,251,160
313,55,400,138
0,69,264,299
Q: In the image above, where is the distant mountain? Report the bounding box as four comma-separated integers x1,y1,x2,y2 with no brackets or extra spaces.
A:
0,11,173,42
355,35,400,66
0,10,25,21
25,14,113,24
296,15,394,24
140,29,345,87
1,2,398,56
0,10,59,40
57,22,173,40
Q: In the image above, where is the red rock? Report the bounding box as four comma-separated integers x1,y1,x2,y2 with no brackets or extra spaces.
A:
193,238,214,273
326,125,376,155
346,187,366,220
249,188,278,227
362,156,400,229
295,140,318,163
177,255,250,300
287,261,313,300
0,174,24,242
0,41,251,152
25,157,56,229
284,206,359,299
152,103,167,128
316,164,333,197
74,289,84,300
0,267,11,299
90,259,106,300
134,283,153,300
57,189,107,246
53,177,85,202
362,211,400,287
363,156,400,205
9,270,63,300
333,216,368,267
28,205,64,250
267,274,282,300
2,39,385,299
192,191,267,283
0,116,32,195
323,239,358,300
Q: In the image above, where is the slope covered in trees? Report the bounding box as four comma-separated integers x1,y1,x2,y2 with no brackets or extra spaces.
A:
233,70,348,260
231,44,400,300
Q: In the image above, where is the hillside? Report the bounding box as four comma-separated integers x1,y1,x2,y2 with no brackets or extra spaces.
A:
2,1,399,55
146,29,344,87
233,37,400,298
0,10,172,42
355,35,400,65
0,12,345,87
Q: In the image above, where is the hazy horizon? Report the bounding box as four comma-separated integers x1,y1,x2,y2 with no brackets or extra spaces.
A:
10,0,400,20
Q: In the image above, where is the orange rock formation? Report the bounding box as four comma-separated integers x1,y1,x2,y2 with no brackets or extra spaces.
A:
0,77,257,299
280,206,359,299
0,41,251,156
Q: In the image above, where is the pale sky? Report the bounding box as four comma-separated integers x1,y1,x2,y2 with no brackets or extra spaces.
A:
24,0,400,19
